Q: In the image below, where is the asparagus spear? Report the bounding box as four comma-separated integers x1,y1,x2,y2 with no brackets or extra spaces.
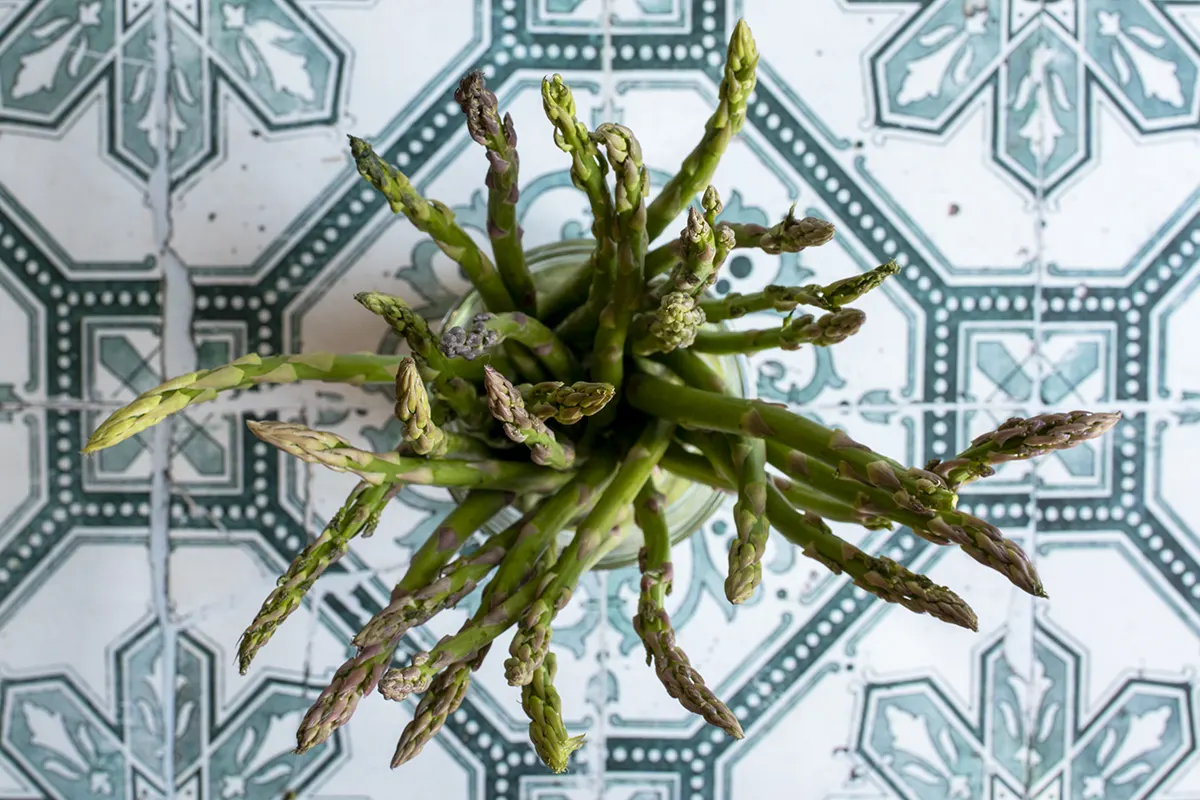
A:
644,20,759,240
591,123,648,422
355,292,487,426
519,381,616,425
482,453,617,609
630,291,707,356
662,400,1036,594
541,75,617,338
690,308,866,354
391,661,472,767
820,259,901,308
699,284,829,322
726,436,771,605
377,562,549,702
483,366,576,469
352,508,531,649
727,207,836,255
698,260,901,323
246,420,575,492
660,440,892,530
455,70,536,315
294,491,509,753
929,411,1123,490
625,373,957,512
764,484,978,631
522,650,586,773
237,482,397,673
82,353,401,453
349,136,516,312
762,439,1045,597
394,357,484,458
664,206,716,296
441,312,582,382
505,419,675,685
467,459,615,771
651,348,728,395
646,208,838,278
541,75,611,242
633,478,743,737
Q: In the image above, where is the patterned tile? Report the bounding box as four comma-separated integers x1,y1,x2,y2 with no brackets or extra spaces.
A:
2,0,1199,798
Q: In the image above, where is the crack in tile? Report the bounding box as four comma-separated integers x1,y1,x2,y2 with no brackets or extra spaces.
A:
148,0,198,795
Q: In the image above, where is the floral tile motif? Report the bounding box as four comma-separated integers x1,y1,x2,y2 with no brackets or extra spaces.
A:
1,0,1199,798
853,0,1200,196
857,620,1195,800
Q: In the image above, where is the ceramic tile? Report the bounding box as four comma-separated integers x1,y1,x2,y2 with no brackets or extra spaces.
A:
1029,410,1200,800
0,409,163,799
3,0,1200,798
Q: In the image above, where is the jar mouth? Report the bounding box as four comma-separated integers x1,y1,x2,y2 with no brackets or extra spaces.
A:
442,239,751,571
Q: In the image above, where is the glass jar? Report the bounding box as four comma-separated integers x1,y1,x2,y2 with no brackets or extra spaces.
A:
442,239,749,570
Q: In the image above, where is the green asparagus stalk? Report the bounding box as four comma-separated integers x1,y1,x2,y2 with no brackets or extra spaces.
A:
644,20,759,240
391,661,472,767
522,651,586,773
441,312,581,382
645,209,837,278
690,308,866,354
237,482,396,673
246,420,575,492
355,292,465,375
502,341,551,385
764,484,978,631
353,508,530,649
762,439,1045,597
541,75,617,338
349,136,516,312
505,419,675,685
395,357,447,457
726,436,770,605
727,207,836,255
930,411,1123,490
630,291,707,356
294,491,509,753
482,454,617,610
483,366,576,469
519,381,616,425
539,260,597,328
698,260,900,322
625,373,958,511
633,479,743,737
699,284,829,322
377,558,550,702
455,70,536,315
355,292,487,426
672,431,868,606
660,440,892,530
82,353,401,453
452,459,614,772
651,348,729,395
819,260,901,308
591,123,648,421
541,75,611,241
664,207,716,296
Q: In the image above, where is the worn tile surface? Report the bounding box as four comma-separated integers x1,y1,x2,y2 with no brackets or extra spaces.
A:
1,0,1199,797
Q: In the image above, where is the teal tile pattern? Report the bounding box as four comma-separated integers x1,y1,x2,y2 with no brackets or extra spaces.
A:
1,0,1199,798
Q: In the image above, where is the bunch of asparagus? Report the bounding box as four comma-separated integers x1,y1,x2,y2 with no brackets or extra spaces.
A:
81,19,1121,773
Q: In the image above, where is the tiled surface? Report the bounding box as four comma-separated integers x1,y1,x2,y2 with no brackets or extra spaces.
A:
1,0,1199,798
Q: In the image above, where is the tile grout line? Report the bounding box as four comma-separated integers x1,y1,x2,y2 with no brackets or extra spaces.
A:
591,3,615,798
146,0,198,795
1017,5,1053,800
